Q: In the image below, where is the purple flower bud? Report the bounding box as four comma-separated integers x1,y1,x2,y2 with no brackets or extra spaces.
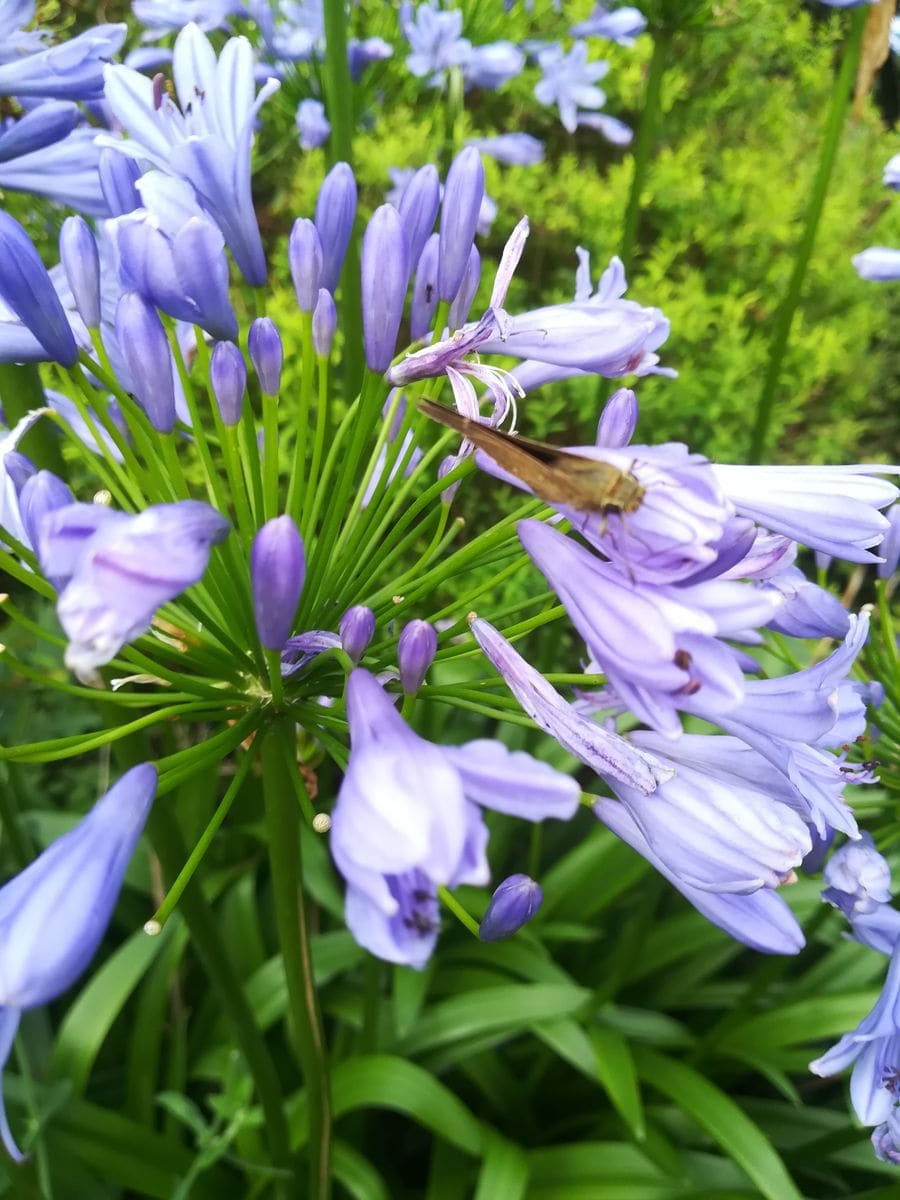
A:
98,148,142,216
59,216,101,330
0,212,78,367
19,470,74,572
340,605,375,663
248,317,283,396
115,291,176,433
209,339,246,426
398,618,437,693
251,515,306,650
410,232,439,341
5,451,35,495
398,164,441,274
295,98,330,150
0,762,156,1162
315,162,357,293
596,387,638,448
438,147,485,301
0,102,80,164
362,205,409,373
312,288,337,357
479,874,543,942
289,217,324,312
447,244,481,330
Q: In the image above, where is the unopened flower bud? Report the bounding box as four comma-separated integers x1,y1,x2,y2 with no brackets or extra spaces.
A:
410,232,439,342
479,873,543,942
315,162,357,292
398,618,437,693
362,205,409,373
251,515,306,650
312,288,336,357
447,244,480,331
248,317,283,396
5,451,36,494
0,212,78,366
98,148,142,216
438,147,484,301
596,387,638,448
340,605,375,663
115,291,176,432
398,163,441,274
209,340,246,426
877,505,900,581
59,216,101,329
289,217,323,312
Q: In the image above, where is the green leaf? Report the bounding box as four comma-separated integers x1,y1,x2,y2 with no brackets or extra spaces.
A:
395,983,590,1056
590,1025,645,1139
332,1139,391,1200
635,1047,803,1200
50,921,175,1094
330,1055,483,1157
473,1129,529,1200
720,993,877,1055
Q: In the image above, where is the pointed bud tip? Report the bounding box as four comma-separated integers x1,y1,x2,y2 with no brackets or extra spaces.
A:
479,874,543,942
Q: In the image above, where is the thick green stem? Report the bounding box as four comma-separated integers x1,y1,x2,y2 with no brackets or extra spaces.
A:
145,803,294,1194
620,29,672,275
261,724,332,1200
749,7,867,462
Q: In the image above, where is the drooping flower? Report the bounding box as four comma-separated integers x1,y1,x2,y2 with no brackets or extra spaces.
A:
330,669,579,967
100,23,280,285
0,763,157,1161
38,498,230,677
810,943,900,1125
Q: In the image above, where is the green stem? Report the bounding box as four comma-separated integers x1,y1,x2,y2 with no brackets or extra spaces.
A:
621,29,672,274
0,363,64,474
261,724,332,1200
748,6,867,462
146,803,294,1194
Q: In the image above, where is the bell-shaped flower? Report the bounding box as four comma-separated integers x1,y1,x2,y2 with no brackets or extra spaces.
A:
596,797,805,955
38,499,229,678
110,172,238,341
0,22,126,100
100,24,280,285
330,669,579,967
519,519,777,738
0,763,156,1161
761,566,850,640
712,463,898,564
602,732,812,895
479,874,543,941
463,42,525,90
810,943,900,1125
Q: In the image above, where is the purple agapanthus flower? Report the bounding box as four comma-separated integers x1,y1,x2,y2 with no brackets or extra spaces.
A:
463,42,524,90
38,498,230,678
132,0,242,40
330,668,579,967
0,409,50,547
884,154,900,190
348,37,393,81
810,942,900,1125
402,2,472,86
853,247,900,281
0,18,126,101
467,133,544,166
0,762,156,1161
0,125,109,217
571,5,647,45
248,0,324,63
295,98,330,149
99,23,280,286
534,41,609,133
823,833,893,922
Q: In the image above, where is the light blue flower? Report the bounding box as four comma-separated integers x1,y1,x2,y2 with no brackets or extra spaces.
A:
534,41,609,133
0,20,126,101
99,23,280,285
402,2,472,86
0,763,157,1161
571,5,647,45
295,98,330,149
0,125,108,216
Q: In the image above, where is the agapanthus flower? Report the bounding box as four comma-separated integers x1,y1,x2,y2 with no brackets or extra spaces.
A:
854,247,900,282
462,42,525,90
479,874,543,941
0,19,126,101
38,498,230,678
761,565,850,640
571,5,647,45
576,111,633,146
879,505,900,579
348,37,393,81
132,0,242,40
0,409,49,547
467,133,544,166
712,463,898,563
295,98,330,150
872,1108,900,1165
810,942,900,1125
249,0,324,63
0,124,109,216
100,23,280,286
0,101,79,161
330,669,579,967
402,2,472,86
0,763,157,1161
0,212,79,367
534,42,609,133
823,833,893,921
